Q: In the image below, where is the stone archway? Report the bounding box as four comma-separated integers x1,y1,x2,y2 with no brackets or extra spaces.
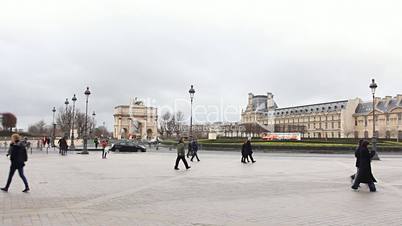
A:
121,128,128,139
146,129,153,139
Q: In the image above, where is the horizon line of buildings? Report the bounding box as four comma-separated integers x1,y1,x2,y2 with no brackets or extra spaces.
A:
113,92,402,140
241,92,402,140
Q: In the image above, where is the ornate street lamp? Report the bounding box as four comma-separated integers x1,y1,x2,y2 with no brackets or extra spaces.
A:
64,98,70,138
91,111,96,138
82,87,91,154
189,85,195,138
370,78,380,160
52,107,56,147
70,94,77,150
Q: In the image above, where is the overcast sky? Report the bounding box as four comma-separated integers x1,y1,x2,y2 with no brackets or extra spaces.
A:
1,0,402,130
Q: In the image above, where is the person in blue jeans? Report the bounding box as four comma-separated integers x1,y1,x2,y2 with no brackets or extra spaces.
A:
1,134,30,193
191,138,200,162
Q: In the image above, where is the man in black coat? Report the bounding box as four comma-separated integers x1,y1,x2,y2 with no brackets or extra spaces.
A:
351,140,377,192
1,134,30,193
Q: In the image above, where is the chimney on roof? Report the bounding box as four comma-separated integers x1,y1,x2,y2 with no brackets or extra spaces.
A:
384,96,392,108
267,92,277,111
248,93,254,106
373,97,382,109
396,94,402,105
246,93,254,112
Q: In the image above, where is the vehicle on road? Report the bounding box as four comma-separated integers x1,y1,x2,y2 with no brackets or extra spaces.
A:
109,140,147,152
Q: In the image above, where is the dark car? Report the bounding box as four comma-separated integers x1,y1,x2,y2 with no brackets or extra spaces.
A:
110,140,147,152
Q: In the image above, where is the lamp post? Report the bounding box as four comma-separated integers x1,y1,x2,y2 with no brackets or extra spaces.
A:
370,79,380,160
70,94,77,150
91,111,96,138
64,98,70,138
52,107,56,147
82,87,91,154
189,85,195,138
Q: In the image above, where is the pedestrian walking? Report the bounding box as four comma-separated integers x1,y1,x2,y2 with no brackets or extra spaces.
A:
190,138,200,162
94,137,99,149
350,140,363,183
21,137,31,150
1,134,30,193
351,140,377,192
155,137,160,150
243,139,256,163
186,137,193,158
101,139,108,159
58,137,68,156
174,138,191,170
241,140,250,163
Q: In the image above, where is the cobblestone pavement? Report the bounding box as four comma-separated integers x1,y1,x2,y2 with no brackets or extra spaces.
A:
0,148,402,226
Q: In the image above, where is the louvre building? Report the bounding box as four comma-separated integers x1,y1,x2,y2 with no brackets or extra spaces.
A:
241,93,402,139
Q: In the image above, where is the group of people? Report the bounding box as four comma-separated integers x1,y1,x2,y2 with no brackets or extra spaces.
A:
174,137,200,170
41,137,51,149
58,137,69,155
1,133,379,193
241,139,256,164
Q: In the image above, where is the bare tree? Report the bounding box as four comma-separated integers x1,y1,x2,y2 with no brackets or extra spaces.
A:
56,108,94,139
94,126,111,138
56,106,73,137
28,120,51,136
1,113,17,131
174,111,185,136
160,111,172,137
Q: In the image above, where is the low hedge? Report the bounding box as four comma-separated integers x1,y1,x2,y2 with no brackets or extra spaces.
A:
161,139,402,152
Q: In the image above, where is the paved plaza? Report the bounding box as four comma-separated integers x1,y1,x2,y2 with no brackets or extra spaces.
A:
0,149,402,226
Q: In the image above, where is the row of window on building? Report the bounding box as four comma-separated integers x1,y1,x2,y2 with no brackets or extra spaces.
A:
275,104,345,116
355,113,402,126
303,132,342,139
275,114,340,124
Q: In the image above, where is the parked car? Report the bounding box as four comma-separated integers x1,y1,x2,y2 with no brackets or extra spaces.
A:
109,140,147,152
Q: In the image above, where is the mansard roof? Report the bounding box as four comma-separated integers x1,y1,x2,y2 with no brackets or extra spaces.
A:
274,100,348,116
355,97,402,115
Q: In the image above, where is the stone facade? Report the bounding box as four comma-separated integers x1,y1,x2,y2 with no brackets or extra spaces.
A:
353,95,402,140
113,98,158,139
241,92,372,139
274,99,360,138
241,93,276,133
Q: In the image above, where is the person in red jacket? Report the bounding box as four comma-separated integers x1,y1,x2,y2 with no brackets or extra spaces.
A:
101,139,108,159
